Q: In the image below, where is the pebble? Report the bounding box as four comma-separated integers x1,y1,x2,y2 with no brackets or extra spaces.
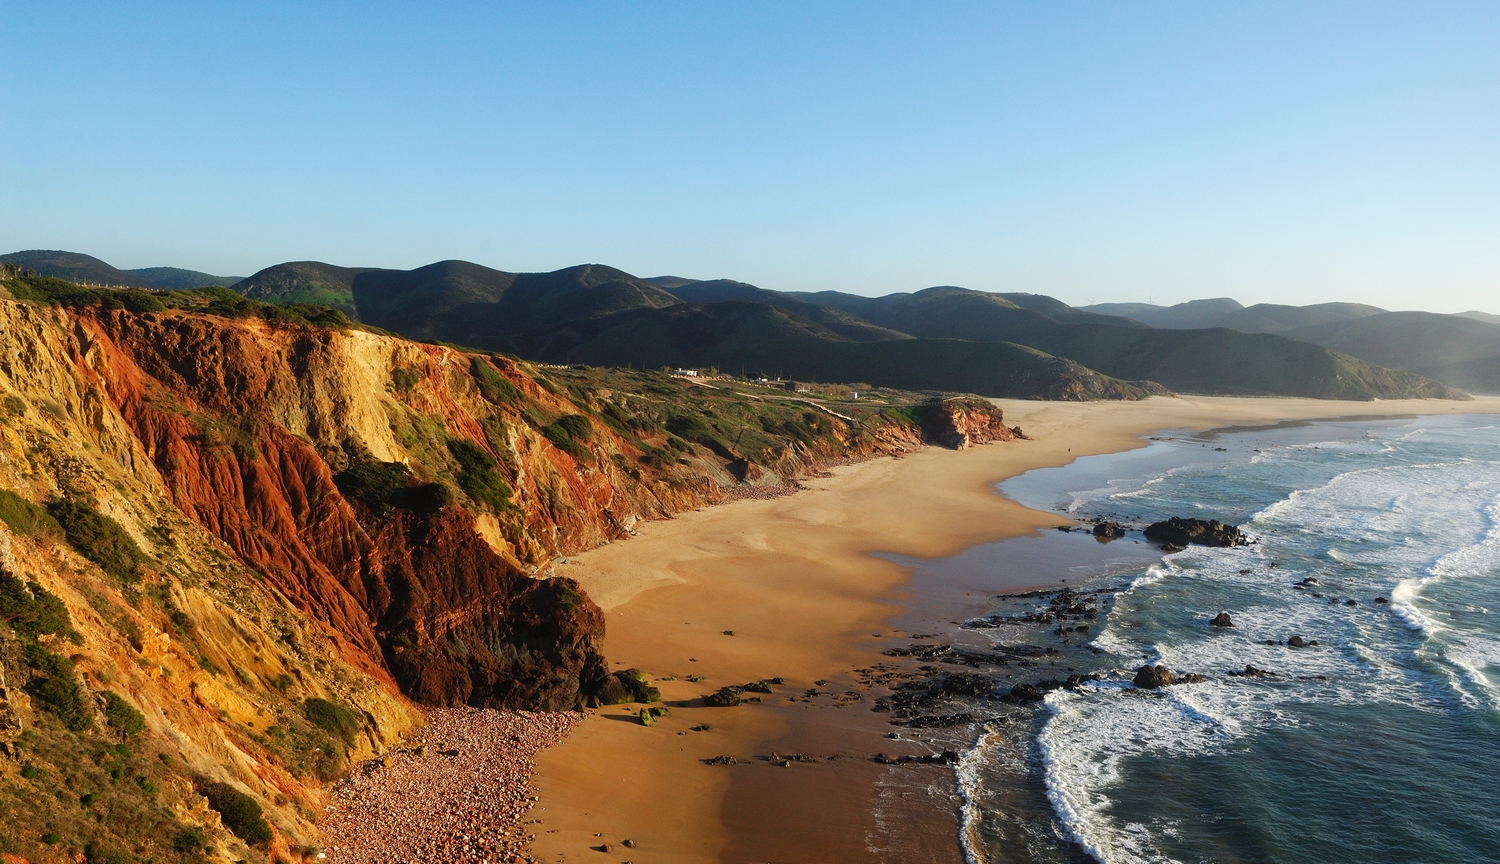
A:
322,707,581,863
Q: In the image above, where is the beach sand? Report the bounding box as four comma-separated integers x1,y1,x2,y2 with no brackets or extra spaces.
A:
529,395,1500,864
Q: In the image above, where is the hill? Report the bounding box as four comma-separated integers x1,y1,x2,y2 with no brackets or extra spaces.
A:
126,265,245,289
1460,310,1500,325
233,260,384,316
214,256,1466,401
1082,298,1388,334
662,278,912,341
1215,302,1387,334
778,286,1453,399
0,249,156,288
532,301,1163,400
355,261,681,346
349,268,1159,399
1288,312,1500,394
1081,297,1244,329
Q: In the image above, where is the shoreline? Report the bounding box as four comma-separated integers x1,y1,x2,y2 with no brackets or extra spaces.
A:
527,395,1500,863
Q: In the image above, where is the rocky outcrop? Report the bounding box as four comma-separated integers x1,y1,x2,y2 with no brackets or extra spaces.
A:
1092,521,1126,540
923,397,1022,449
1211,612,1234,627
1144,517,1247,548
1133,665,1178,689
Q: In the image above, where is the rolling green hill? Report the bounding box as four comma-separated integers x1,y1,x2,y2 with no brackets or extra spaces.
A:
233,260,382,316
1080,297,1245,329
1217,302,1387,334
1083,298,1389,334
126,266,244,289
1,250,156,288
771,286,1452,399
36,249,1463,402
1,251,244,291
543,302,1164,400
1288,312,1500,394
659,278,912,341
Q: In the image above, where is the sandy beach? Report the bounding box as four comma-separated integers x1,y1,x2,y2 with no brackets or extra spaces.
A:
528,394,1500,864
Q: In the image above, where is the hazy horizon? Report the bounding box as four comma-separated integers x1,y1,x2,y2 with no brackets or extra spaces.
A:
4,3,1497,314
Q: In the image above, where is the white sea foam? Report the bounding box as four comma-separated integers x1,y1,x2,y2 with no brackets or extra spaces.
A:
955,727,998,864
1030,429,1500,862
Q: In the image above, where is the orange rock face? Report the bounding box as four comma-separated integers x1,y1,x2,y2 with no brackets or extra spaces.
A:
71,309,613,708
925,397,1020,449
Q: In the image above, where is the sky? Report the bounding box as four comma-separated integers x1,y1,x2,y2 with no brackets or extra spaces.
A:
2,2,1497,312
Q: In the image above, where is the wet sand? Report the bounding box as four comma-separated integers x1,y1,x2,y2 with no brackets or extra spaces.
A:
529,395,1500,864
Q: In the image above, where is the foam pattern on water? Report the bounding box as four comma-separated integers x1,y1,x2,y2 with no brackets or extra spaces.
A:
1022,416,1500,864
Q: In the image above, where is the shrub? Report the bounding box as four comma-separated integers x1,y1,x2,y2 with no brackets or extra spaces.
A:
302,698,361,746
117,291,166,313
2,394,24,415
542,421,590,460
47,500,147,584
390,366,421,394
172,826,205,853
0,488,62,538
333,461,412,515
0,572,81,643
200,781,273,845
554,414,593,441
446,437,513,512
551,580,585,610
102,691,146,738
83,844,133,864
281,303,348,327
23,643,91,731
470,357,521,404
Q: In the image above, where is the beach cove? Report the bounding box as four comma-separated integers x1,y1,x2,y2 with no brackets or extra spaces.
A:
528,394,1500,863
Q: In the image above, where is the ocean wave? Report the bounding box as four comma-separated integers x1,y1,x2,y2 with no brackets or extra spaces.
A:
956,727,999,864
1005,416,1500,863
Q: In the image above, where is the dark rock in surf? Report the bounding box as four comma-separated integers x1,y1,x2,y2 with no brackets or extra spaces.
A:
1133,665,1178,689
1003,683,1045,703
901,713,976,729
1144,517,1247,549
1210,612,1234,628
1092,521,1126,540
1287,635,1307,648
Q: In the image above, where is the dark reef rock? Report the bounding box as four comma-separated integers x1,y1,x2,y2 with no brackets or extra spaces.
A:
1092,521,1126,540
1210,612,1234,628
1144,517,1247,548
1133,665,1178,689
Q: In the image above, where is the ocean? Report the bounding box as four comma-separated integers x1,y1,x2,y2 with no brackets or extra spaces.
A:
900,413,1500,864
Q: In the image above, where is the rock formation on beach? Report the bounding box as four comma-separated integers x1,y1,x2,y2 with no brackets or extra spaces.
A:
1144,517,1248,548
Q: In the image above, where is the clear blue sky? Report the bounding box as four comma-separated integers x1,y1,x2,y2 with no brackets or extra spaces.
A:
3,2,1497,312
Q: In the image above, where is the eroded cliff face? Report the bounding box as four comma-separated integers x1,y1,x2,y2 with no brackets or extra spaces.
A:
925,397,1026,449
0,292,1019,862
0,301,420,862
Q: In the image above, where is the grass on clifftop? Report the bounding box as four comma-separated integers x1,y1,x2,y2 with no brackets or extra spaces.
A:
1,268,357,331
